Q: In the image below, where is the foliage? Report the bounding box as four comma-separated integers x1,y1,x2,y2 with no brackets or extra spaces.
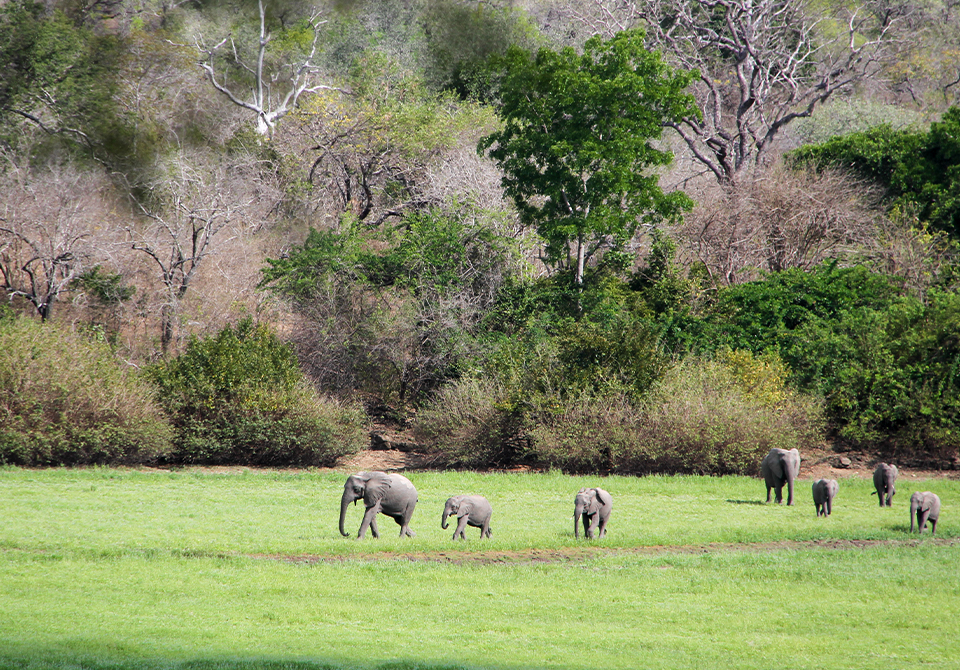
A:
0,0,134,164
420,0,543,100
478,28,698,284
790,107,960,237
676,263,960,458
261,206,521,405
0,314,173,465
412,377,525,468
147,318,367,465
525,351,822,475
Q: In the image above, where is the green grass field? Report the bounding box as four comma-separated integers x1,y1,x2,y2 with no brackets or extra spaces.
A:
0,467,957,670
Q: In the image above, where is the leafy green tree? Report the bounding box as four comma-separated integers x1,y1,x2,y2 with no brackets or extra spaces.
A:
478,28,698,286
790,107,960,238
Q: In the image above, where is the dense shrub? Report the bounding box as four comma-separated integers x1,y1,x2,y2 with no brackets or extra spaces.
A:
412,377,525,468
0,315,173,465
148,319,367,466
416,350,823,475
527,351,823,475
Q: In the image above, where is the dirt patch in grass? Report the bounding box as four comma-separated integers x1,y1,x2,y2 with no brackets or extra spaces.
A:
250,537,960,566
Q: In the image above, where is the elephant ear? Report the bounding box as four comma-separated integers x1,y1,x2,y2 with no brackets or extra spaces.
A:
362,472,392,503
457,500,472,518
595,489,612,508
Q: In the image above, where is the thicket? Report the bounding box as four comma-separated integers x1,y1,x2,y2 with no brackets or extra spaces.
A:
0,313,173,465
669,263,960,459
790,107,960,238
147,319,368,466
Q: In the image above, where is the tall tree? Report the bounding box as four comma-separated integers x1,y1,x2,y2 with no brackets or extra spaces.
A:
478,28,697,286
195,0,343,137
568,0,906,184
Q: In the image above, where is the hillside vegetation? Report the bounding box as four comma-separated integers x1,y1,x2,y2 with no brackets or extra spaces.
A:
2,0,960,470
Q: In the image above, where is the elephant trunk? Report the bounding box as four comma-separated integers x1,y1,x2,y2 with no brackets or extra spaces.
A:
441,502,454,529
339,492,352,537
910,500,919,532
573,506,583,539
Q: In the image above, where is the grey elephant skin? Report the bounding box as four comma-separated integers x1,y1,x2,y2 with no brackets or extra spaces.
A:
441,495,493,540
574,487,612,539
872,463,898,507
909,491,941,535
812,478,839,517
761,448,801,505
339,471,418,539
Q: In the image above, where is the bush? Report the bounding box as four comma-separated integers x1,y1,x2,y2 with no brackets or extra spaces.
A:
148,319,368,466
0,315,173,465
527,352,823,475
412,377,525,468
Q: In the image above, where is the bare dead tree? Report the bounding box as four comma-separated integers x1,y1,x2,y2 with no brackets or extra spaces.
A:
676,164,880,284
194,0,345,137
128,151,265,354
567,0,907,184
0,159,111,320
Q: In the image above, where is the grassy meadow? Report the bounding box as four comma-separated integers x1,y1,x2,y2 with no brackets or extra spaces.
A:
0,467,958,670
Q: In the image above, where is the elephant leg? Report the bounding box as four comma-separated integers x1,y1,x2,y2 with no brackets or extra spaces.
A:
358,504,381,539
930,518,937,535
588,514,601,539
454,516,469,540
482,521,491,538
774,485,783,504
766,486,773,504
919,510,930,533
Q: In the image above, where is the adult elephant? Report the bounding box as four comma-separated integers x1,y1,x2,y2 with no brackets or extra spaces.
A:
761,448,801,505
910,491,941,535
339,471,418,539
574,487,612,539
441,495,493,540
872,463,898,507
812,478,839,517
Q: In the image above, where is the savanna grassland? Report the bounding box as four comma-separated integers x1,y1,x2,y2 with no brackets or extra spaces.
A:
1,467,957,670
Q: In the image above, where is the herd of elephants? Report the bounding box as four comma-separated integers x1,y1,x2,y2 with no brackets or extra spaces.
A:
337,447,943,540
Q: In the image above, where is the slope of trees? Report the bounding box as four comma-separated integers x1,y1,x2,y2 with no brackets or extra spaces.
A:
1,0,959,469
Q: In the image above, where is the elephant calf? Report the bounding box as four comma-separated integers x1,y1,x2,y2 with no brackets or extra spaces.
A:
812,478,839,517
574,487,612,539
872,463,898,507
910,491,941,535
442,495,492,540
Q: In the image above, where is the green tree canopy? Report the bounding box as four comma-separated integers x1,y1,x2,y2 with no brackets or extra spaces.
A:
477,28,699,285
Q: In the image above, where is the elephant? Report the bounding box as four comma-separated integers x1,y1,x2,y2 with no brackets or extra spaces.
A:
872,463,898,507
910,491,941,535
441,495,493,540
761,448,801,505
812,478,839,517
574,487,612,539
339,471,418,539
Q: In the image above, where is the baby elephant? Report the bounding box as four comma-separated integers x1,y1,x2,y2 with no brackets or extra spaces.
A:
574,487,612,539
812,479,839,517
910,491,941,535
872,463,898,507
441,495,492,540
